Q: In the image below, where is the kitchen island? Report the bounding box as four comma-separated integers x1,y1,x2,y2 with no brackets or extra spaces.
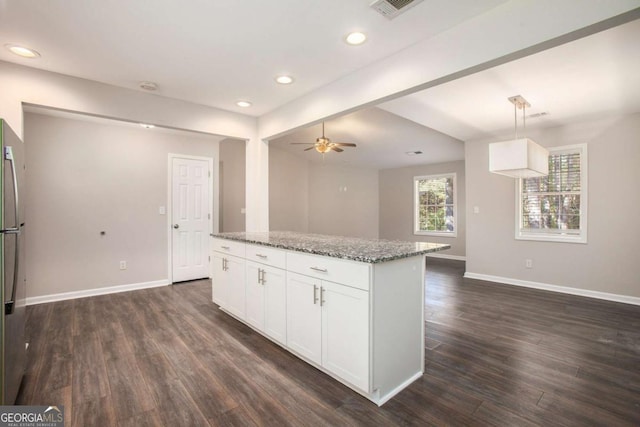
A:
210,231,449,405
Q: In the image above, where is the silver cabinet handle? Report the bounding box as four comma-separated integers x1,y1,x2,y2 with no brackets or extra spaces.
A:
259,269,266,285
221,245,230,250
173,224,179,229
222,258,228,271
256,254,267,259
313,285,319,304
310,266,328,273
320,287,325,306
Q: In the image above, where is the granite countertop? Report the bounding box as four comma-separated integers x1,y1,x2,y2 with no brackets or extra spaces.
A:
212,231,450,263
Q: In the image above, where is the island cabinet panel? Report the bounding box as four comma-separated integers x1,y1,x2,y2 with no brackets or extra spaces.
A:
246,260,287,345
246,244,286,269
263,266,287,345
286,272,369,392
211,237,246,257
286,272,323,365
287,251,370,291
211,252,229,307
321,280,369,392
222,254,246,320
245,262,265,330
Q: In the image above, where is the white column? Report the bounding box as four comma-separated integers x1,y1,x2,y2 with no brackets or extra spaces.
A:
245,135,269,232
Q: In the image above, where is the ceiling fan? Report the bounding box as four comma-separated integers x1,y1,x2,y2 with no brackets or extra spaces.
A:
291,122,357,154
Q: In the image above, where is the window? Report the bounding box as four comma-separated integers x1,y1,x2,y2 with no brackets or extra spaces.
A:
517,144,587,243
414,173,456,237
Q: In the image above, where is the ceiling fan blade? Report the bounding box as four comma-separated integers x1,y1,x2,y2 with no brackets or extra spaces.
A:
332,142,357,147
304,146,315,151
291,142,315,145
331,146,344,152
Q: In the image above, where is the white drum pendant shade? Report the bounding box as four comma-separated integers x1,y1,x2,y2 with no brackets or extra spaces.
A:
489,138,549,178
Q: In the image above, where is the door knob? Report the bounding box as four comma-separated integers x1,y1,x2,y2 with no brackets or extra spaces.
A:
173,224,179,229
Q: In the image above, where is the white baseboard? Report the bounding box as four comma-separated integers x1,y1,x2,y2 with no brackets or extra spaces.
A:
463,272,640,306
26,279,171,306
426,253,466,261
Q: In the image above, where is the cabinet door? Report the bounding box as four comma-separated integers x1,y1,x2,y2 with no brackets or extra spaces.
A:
263,265,287,345
225,255,246,320
321,281,370,392
211,252,228,307
286,272,322,365
245,261,265,331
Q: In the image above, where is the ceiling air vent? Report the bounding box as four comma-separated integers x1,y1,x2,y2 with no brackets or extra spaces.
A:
370,0,425,19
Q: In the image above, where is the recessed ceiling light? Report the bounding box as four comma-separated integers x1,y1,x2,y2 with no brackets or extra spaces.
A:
275,75,294,85
236,100,252,108
345,32,367,46
140,123,155,129
5,44,40,58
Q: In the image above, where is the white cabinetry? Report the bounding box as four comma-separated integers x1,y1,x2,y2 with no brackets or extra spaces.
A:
286,272,322,364
211,236,426,406
286,272,369,391
211,239,246,320
321,280,369,391
245,244,287,345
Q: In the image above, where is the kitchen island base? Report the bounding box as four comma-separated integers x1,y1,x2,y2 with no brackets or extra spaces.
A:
211,232,449,406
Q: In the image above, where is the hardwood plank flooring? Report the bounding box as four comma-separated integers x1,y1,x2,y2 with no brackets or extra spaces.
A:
17,258,640,426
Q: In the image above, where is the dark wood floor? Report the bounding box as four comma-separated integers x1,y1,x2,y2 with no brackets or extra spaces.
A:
17,259,640,426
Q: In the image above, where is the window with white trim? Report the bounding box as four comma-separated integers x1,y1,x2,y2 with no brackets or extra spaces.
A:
517,144,587,243
414,173,456,237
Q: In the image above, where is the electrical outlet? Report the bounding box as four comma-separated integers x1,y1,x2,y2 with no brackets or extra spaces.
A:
525,259,533,269
119,260,127,270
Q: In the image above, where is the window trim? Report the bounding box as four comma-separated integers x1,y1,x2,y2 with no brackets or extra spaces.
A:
414,173,457,238
515,143,588,244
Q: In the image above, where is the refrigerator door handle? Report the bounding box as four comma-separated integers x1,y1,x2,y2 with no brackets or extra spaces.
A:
2,146,20,315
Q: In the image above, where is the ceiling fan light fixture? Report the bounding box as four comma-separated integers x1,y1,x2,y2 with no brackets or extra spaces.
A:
315,145,331,154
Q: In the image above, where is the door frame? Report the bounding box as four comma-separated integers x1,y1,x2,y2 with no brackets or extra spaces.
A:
167,153,217,283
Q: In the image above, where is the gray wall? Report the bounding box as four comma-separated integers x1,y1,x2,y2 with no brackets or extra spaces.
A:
466,113,640,298
379,161,465,258
269,146,309,232
24,112,222,299
308,164,379,239
219,138,246,232
269,146,379,238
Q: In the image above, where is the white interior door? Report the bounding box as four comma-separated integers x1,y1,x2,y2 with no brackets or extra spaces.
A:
171,156,210,282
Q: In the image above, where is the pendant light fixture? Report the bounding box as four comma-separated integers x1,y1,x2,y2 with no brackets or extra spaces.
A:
489,95,549,178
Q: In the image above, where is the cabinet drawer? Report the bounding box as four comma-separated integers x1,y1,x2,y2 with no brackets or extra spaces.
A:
211,238,245,257
246,244,286,269
286,251,370,291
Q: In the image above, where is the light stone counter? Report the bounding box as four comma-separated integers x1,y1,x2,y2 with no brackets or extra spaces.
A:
212,231,450,263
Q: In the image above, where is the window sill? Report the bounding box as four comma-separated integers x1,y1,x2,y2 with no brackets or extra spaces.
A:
516,233,587,244
414,231,457,238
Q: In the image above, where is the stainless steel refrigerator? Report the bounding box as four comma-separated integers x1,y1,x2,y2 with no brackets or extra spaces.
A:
0,119,26,405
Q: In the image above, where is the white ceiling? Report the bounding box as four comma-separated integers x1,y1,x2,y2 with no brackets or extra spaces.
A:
379,18,640,142
2,1,639,170
274,18,640,168
0,0,506,116
270,107,464,169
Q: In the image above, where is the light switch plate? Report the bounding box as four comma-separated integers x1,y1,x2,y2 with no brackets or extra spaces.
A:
159,206,166,215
